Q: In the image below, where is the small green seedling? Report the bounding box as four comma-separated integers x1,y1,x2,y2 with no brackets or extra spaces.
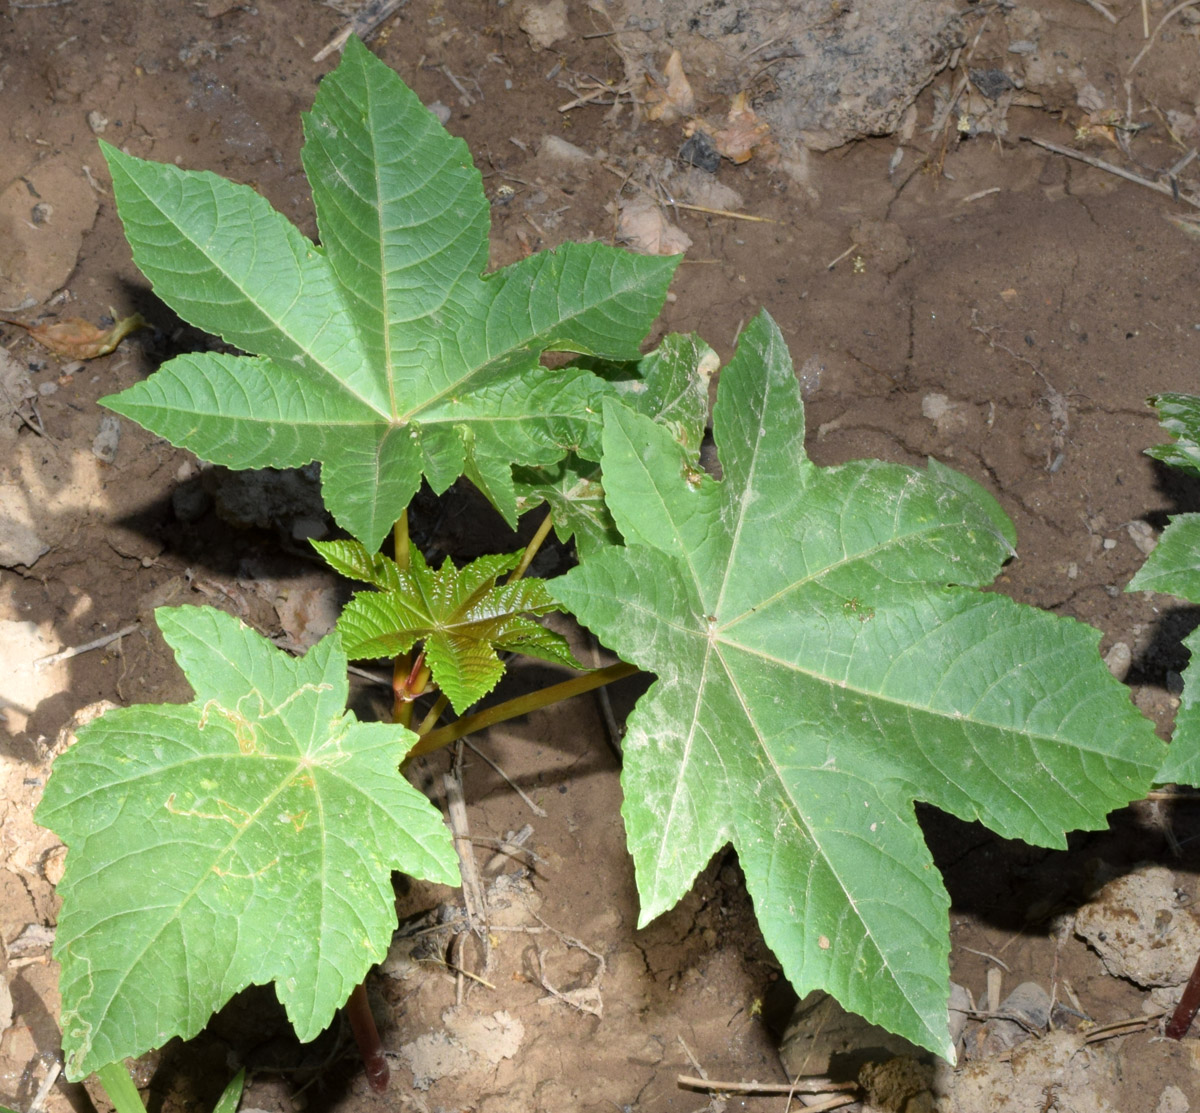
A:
92,1063,243,1113
36,35,1166,1095
1129,392,1200,787
1125,392,1200,1039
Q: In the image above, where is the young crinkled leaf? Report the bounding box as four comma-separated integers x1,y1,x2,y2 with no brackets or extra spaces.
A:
316,540,583,713
35,606,458,1081
553,311,1164,1057
98,36,677,552
1128,393,1200,785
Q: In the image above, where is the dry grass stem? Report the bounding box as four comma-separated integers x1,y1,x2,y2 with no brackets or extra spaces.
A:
825,243,860,270
313,0,408,61
677,1075,858,1096
672,200,778,223
1021,136,1200,209
463,736,547,817
1074,0,1118,23
1128,0,1200,72
36,623,139,669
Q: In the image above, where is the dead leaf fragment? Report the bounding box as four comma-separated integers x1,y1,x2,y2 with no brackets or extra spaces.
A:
1165,211,1200,239
685,92,776,165
616,198,692,256
3,312,147,359
644,50,695,123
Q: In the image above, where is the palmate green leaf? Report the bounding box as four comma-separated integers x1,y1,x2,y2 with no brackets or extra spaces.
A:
35,606,458,1081
98,36,677,552
553,311,1164,1058
317,540,583,712
1128,394,1200,785
514,332,715,555
1142,392,1200,479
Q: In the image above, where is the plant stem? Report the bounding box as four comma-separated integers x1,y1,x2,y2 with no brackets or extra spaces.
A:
390,511,420,724
393,509,410,572
405,660,638,760
346,982,389,1092
416,692,450,736
511,510,555,582
392,655,414,728
1167,951,1200,1038
95,1062,146,1113
394,651,431,728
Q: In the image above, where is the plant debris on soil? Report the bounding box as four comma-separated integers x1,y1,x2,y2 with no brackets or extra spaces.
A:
3,0,1200,1111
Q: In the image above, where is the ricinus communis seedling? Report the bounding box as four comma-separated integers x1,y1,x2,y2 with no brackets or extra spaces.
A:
36,35,1166,1101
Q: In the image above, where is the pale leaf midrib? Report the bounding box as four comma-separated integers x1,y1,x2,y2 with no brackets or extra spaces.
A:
397,257,648,421
126,173,386,419
715,507,1000,636
713,629,1115,784
709,637,947,1041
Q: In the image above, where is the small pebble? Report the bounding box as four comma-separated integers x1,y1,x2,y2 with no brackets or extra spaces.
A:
1104,642,1132,682
538,134,591,164
1127,520,1157,555
1102,537,1117,550
91,414,121,463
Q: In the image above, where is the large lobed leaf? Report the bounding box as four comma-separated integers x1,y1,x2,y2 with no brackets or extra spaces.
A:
99,36,677,551
36,606,458,1080
1128,393,1200,785
554,311,1165,1057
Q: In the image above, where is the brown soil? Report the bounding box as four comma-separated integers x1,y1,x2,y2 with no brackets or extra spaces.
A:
3,2,1200,1111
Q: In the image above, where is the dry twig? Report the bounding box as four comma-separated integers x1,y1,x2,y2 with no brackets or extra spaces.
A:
1021,136,1200,210
677,1075,858,1096
557,76,634,114
36,623,139,669
27,1061,62,1113
313,0,408,62
442,750,492,1002
670,199,778,224
530,912,605,1016
1072,0,1118,23
1128,0,1200,73
987,1011,1166,1063
825,242,860,270
444,760,488,933
463,736,547,817
483,824,538,872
